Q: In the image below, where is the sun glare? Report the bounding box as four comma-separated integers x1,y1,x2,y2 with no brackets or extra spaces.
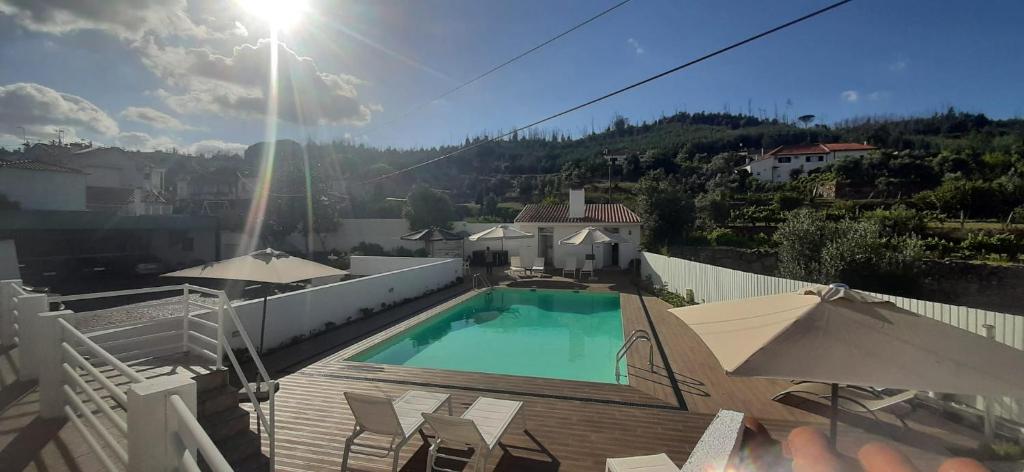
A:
241,0,308,31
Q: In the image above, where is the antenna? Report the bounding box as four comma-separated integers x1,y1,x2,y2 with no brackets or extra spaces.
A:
17,126,27,146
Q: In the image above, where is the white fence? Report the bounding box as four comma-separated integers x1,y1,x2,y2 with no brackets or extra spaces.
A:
640,251,1024,423
225,258,463,351
349,256,458,276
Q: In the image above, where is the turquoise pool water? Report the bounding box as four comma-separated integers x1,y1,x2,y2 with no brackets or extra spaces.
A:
349,288,626,383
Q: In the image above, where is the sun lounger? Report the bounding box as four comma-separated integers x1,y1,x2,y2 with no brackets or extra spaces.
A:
773,382,918,417
579,259,594,279
530,257,545,276
507,256,525,277
422,397,525,471
606,410,744,472
562,257,577,277
342,390,452,472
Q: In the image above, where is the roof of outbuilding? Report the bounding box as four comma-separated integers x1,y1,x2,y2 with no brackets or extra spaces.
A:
514,203,641,224
764,143,877,157
0,159,87,174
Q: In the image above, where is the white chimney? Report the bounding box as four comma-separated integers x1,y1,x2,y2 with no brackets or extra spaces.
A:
569,188,585,218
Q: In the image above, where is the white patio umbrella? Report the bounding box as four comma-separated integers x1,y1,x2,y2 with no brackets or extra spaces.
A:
467,224,533,251
557,226,623,257
162,248,348,353
669,284,1024,446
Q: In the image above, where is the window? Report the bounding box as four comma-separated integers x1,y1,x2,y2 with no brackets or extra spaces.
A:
777,156,791,164
805,156,813,163
818,156,824,162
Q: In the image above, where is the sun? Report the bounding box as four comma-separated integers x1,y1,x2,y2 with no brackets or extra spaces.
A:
240,0,309,31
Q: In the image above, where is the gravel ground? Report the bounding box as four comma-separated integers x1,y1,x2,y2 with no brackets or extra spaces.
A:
71,293,223,331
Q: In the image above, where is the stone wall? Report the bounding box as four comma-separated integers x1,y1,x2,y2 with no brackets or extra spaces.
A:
670,246,1024,315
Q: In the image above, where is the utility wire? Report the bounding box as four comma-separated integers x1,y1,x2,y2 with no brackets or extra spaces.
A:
364,0,853,183
368,0,634,133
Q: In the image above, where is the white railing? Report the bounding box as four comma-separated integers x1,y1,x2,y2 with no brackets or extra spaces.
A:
28,284,275,471
640,251,1024,423
0,279,29,347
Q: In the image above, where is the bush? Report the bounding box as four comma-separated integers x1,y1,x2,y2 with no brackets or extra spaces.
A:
862,205,931,236
961,232,1021,260
351,242,386,256
774,192,804,211
774,209,924,293
392,246,415,257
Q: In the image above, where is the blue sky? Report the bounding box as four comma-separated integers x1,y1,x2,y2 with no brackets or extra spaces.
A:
0,0,1022,153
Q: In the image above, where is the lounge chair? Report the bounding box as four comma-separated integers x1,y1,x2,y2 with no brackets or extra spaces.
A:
773,382,918,418
606,409,744,472
562,257,577,278
422,397,525,471
530,257,545,276
507,256,525,278
342,390,452,472
579,259,594,279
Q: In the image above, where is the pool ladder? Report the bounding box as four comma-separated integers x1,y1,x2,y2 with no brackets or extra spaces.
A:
472,273,493,291
615,329,654,384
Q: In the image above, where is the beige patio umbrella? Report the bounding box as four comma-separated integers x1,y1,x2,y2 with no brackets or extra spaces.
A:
558,226,623,255
163,248,348,353
467,224,533,251
669,284,1024,445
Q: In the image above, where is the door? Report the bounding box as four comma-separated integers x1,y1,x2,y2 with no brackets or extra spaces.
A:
538,227,553,266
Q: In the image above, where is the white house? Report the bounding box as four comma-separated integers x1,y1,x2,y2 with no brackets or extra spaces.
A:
514,189,642,270
0,159,87,210
742,143,877,182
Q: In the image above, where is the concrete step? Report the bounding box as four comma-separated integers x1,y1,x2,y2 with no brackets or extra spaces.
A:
194,369,230,393
199,406,250,441
215,430,262,466
197,386,239,417
233,453,271,472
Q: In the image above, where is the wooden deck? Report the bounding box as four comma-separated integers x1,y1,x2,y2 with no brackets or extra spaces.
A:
250,273,982,471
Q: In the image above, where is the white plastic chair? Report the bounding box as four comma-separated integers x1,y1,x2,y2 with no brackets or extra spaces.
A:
605,410,744,472
562,257,577,278
342,390,452,472
507,256,525,277
422,397,525,471
579,259,595,279
530,257,545,276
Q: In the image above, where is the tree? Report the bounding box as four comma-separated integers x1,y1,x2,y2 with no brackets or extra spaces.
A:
797,114,816,128
635,170,695,248
774,209,923,293
403,185,455,230
482,193,499,216
695,191,730,228
0,193,20,210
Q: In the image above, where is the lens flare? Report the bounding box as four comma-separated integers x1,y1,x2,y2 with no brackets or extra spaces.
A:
240,0,308,32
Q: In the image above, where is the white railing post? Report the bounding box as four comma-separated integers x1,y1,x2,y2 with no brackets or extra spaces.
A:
17,292,49,381
215,296,225,370
127,374,197,472
0,279,19,346
181,286,190,353
38,309,73,418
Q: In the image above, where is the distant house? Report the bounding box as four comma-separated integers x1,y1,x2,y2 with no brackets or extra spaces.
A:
514,189,642,270
741,143,877,182
0,159,87,210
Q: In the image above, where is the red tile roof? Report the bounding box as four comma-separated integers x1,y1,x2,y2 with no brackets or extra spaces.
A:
0,159,86,174
764,143,877,157
515,204,641,224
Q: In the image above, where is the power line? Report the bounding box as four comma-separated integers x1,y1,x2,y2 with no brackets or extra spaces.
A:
368,0,634,133
364,0,853,183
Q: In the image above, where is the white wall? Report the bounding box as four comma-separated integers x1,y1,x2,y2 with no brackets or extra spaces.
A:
0,168,86,210
0,240,18,280
349,256,456,276
516,223,642,269
220,258,462,351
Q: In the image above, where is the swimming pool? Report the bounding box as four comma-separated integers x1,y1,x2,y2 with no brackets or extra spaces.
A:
349,288,626,384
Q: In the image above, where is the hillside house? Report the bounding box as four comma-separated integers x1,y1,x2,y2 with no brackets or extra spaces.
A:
742,142,877,182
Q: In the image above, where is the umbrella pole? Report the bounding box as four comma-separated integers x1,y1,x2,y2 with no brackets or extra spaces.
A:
259,294,268,355
829,382,839,448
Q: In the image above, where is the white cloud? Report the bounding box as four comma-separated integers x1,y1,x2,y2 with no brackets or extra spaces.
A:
142,39,373,125
840,90,859,103
889,58,908,72
115,131,178,151
187,139,246,156
626,37,645,55
119,106,193,131
0,82,119,138
866,91,889,101
0,0,248,39
0,0,192,39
